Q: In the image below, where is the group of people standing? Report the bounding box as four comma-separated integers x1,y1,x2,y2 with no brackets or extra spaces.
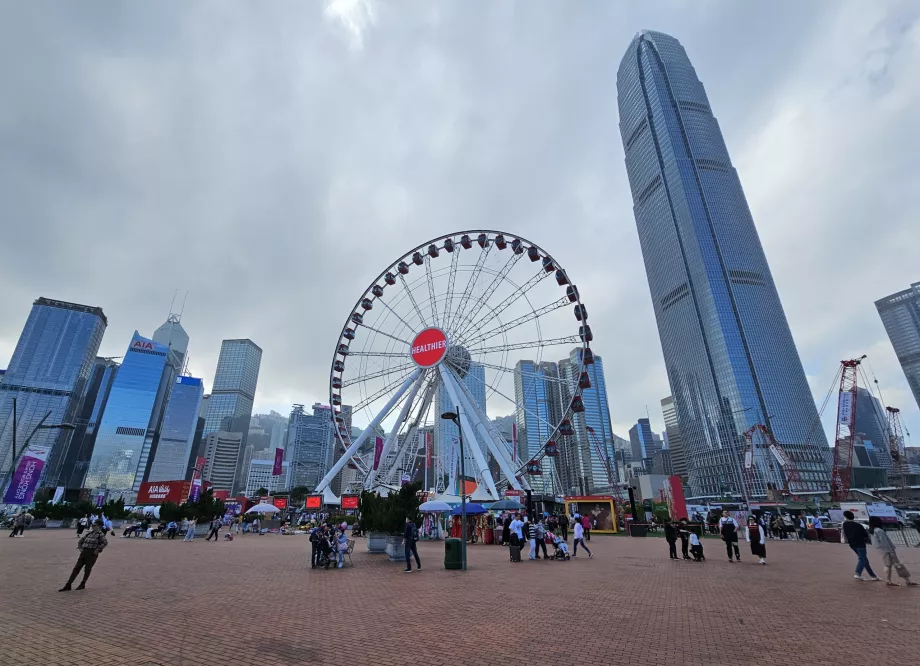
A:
499,512,594,561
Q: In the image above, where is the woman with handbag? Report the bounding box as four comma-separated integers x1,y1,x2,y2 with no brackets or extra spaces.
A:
869,516,917,587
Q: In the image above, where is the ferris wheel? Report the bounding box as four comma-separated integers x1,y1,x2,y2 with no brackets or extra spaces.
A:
314,231,595,500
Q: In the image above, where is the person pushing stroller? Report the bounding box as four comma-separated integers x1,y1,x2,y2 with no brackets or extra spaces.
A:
549,532,570,560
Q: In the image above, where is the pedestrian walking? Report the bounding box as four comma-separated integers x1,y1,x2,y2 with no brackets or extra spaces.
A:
76,515,89,537
205,517,221,542
59,520,108,591
746,516,767,565
842,510,880,581
664,518,678,560
309,525,321,568
812,513,825,542
572,517,593,558
525,518,537,560
8,510,30,538
559,513,569,542
869,516,917,586
534,520,549,560
719,512,741,562
678,519,691,560
798,515,808,542
403,516,421,573
183,518,197,542
582,514,592,541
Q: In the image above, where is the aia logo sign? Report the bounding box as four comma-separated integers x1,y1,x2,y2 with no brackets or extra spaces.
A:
132,340,154,350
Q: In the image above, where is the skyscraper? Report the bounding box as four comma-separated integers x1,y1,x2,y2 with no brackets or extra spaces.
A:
853,386,893,473
617,30,830,497
147,376,204,481
558,349,617,495
61,357,120,488
875,282,920,412
285,403,334,490
629,419,656,462
0,298,107,489
84,332,176,492
661,396,688,479
202,339,262,438
202,431,243,493
513,360,562,494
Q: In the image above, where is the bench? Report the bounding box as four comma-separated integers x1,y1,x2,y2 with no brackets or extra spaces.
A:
344,539,356,567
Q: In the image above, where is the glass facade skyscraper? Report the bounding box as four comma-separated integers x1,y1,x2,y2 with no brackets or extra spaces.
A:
629,419,656,463
61,357,120,488
513,360,562,494
202,339,262,437
147,376,204,481
285,403,334,490
853,386,892,473
0,298,107,489
875,282,920,412
84,332,171,492
661,396,688,479
617,30,830,497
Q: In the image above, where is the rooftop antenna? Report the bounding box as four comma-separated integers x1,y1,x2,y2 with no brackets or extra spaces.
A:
169,289,178,317
179,291,188,321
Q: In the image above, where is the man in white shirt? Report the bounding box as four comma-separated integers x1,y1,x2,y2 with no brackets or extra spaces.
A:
573,519,593,559
719,512,741,562
509,515,524,545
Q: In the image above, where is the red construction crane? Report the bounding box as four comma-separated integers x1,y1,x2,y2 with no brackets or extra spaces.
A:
585,426,626,506
830,357,864,501
742,424,806,500
886,406,908,490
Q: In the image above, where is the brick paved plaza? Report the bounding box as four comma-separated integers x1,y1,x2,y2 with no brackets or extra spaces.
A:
1,530,918,666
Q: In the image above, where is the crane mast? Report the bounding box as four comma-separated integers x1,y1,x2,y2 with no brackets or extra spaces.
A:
830,358,862,501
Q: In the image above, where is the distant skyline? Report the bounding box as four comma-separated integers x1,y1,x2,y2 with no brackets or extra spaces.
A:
1,3,918,444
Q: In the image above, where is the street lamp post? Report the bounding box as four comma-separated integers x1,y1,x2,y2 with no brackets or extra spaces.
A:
2,397,75,498
441,407,467,571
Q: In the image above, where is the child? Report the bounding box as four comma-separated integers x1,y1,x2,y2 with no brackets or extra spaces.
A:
689,532,705,561
869,516,917,587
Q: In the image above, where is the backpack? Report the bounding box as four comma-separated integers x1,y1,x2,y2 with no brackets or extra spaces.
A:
409,523,418,541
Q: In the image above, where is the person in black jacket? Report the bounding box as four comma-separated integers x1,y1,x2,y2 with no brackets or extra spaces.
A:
677,518,691,560
842,511,880,581
664,518,678,560
403,516,421,573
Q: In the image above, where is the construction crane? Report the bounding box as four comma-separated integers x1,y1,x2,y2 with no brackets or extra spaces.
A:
830,357,864,501
585,426,627,506
742,424,806,501
886,406,908,492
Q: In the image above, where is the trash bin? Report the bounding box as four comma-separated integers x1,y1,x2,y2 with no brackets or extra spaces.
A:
444,537,463,569
628,524,648,537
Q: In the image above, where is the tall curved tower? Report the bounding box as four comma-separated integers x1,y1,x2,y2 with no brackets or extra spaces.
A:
616,30,830,497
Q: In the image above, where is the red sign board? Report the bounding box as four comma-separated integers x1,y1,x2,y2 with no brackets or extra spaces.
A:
137,480,191,505
272,496,288,509
305,495,322,509
341,495,359,510
505,489,521,497
212,490,230,501
410,328,448,368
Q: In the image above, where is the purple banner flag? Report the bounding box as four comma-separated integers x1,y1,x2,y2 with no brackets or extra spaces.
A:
189,478,202,502
372,437,384,471
272,447,284,476
3,445,50,505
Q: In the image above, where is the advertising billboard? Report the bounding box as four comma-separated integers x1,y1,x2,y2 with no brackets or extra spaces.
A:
137,480,191,505
272,496,288,509
3,444,51,505
341,494,359,510
305,495,322,509
564,496,617,533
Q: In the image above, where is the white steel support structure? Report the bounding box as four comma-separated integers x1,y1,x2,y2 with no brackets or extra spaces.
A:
364,372,427,490
315,368,422,493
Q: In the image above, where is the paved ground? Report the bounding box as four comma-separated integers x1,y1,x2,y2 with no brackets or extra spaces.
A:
1,529,918,666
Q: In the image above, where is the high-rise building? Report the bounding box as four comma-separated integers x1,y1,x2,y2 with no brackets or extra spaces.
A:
251,411,288,452
202,431,243,493
245,458,289,496
513,360,563,494
147,376,204,482
557,349,617,495
629,419,655,462
617,30,830,497
202,339,262,437
661,396,688,479
285,403,334,490
875,282,920,412
0,298,107,489
84,332,178,492
436,362,487,491
853,386,893,473
61,357,120,488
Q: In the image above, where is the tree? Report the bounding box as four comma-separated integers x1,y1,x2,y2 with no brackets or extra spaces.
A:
289,485,311,505
183,489,226,522
256,487,269,497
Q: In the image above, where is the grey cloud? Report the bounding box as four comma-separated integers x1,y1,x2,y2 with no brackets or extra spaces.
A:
1,1,917,439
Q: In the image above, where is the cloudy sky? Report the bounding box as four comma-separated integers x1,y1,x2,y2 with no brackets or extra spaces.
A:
2,1,918,443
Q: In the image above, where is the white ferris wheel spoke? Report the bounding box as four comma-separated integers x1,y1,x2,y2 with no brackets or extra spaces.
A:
364,370,427,490
383,377,436,485
470,358,577,387
445,241,491,335
424,255,440,328
464,335,582,356
448,249,523,342
316,368,422,493
346,350,408,358
453,266,551,342
441,246,461,333
342,361,416,389
459,296,572,348
436,364,499,500
398,272,429,328
374,296,418,337
357,323,413,349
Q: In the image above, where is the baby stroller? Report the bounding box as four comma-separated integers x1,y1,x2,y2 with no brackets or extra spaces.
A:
550,533,570,560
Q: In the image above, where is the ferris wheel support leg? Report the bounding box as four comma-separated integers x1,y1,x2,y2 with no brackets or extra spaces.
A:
315,368,422,493
365,371,427,490
447,368,523,491
437,365,499,500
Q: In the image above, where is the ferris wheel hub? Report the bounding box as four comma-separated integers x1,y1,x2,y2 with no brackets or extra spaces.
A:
446,345,472,378
410,327,449,368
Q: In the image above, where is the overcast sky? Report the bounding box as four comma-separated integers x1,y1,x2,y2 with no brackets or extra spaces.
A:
2,1,918,443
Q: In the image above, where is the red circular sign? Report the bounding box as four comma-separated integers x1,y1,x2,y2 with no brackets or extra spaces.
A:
410,328,448,368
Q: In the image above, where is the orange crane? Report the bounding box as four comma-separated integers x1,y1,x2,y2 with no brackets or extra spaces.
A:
886,406,908,492
742,424,806,501
830,358,863,501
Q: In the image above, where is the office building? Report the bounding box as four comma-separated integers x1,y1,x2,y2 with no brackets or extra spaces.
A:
436,362,487,491
0,298,107,488
629,419,656,462
61,357,120,488
244,458,290,496
875,282,920,412
852,386,893,473
661,396,688,479
557,349,617,495
147,376,204,482
202,339,262,437
84,332,175,492
513,360,563,494
202,431,243,493
650,449,673,476
251,411,288,452
285,403,334,490
617,31,830,497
